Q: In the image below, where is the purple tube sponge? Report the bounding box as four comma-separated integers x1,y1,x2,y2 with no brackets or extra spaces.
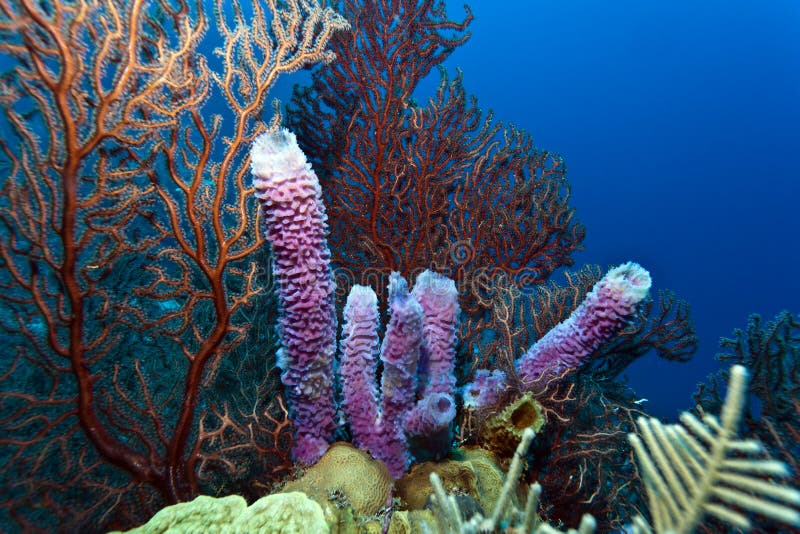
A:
339,270,464,477
463,369,509,409
404,392,457,437
251,129,337,464
516,261,651,389
379,274,423,434
405,270,460,454
340,285,382,454
377,273,424,476
411,270,460,399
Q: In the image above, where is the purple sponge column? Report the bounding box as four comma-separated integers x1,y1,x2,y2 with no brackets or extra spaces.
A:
340,285,382,454
516,261,651,389
377,274,424,476
251,129,337,464
411,270,460,399
405,270,460,444
380,274,423,421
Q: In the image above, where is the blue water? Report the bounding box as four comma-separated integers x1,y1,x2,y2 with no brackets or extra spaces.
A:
426,0,800,418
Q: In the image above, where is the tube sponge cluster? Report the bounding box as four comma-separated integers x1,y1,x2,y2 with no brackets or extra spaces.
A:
516,261,652,389
251,129,338,464
340,271,460,478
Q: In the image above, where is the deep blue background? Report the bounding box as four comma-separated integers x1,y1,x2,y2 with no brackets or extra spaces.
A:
274,0,800,419
438,0,800,417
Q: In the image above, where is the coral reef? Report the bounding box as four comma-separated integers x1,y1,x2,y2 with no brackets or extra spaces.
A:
454,265,696,528
124,367,800,532
1,0,795,532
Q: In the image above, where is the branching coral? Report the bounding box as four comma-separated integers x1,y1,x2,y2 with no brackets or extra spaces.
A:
717,311,799,420
631,365,800,533
287,0,585,316
695,310,800,531
0,0,347,529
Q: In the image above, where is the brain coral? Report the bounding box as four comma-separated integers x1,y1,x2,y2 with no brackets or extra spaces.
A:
282,442,392,518
238,492,328,533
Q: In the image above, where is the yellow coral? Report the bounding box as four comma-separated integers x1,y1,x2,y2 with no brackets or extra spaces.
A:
394,445,522,519
395,460,477,510
237,493,329,533
387,509,437,534
111,492,328,534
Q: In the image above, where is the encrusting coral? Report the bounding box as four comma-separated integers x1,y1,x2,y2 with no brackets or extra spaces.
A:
395,447,521,515
111,492,328,533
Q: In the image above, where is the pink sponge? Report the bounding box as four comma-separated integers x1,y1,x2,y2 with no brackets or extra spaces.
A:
251,129,337,464
516,261,651,389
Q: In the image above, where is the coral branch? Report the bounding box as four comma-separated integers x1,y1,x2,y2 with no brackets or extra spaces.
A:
287,0,584,309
